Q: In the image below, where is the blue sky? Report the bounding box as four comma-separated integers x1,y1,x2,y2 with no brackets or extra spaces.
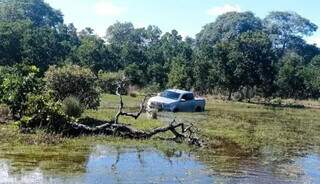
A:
45,0,320,45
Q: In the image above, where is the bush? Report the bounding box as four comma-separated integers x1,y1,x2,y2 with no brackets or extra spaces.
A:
0,104,10,118
25,92,59,116
18,94,71,135
62,97,83,118
0,64,42,119
98,71,127,94
45,65,100,109
129,91,139,98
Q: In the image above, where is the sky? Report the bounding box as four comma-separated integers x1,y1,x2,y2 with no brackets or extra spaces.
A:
45,0,320,45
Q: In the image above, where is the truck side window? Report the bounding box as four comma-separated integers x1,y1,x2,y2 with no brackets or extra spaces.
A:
181,93,194,101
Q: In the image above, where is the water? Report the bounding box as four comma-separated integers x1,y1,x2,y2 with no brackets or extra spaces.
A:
0,146,213,184
0,144,320,184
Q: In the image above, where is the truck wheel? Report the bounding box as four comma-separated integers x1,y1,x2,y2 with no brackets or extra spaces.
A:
195,106,203,112
172,108,179,113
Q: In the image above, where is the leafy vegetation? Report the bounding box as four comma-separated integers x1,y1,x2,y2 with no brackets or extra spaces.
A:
0,0,319,100
0,0,319,148
45,65,100,109
62,96,83,118
0,64,42,119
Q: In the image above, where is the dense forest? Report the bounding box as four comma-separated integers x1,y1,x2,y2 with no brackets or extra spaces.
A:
0,0,320,110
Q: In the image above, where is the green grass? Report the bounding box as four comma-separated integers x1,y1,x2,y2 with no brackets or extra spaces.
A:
84,93,163,131
87,94,320,160
196,99,320,161
0,93,187,174
1,94,320,174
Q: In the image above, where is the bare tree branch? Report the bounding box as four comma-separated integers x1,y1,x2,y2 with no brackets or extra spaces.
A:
114,81,150,124
24,80,203,147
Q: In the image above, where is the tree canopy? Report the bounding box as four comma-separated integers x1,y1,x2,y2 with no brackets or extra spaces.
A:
0,0,319,101
0,0,63,27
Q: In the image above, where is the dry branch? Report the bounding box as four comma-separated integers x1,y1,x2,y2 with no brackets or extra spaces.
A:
114,82,148,124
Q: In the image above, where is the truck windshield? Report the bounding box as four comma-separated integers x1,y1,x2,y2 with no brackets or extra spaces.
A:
161,91,180,100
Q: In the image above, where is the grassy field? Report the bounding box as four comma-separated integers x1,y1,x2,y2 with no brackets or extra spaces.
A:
83,94,320,159
0,93,320,173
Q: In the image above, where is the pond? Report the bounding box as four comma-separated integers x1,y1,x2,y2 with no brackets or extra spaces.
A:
0,144,320,184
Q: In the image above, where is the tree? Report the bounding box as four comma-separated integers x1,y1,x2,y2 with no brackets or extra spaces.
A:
167,57,192,90
276,52,306,98
302,55,320,98
236,31,276,97
0,21,30,65
160,30,193,62
282,36,320,63
106,22,148,69
213,31,276,99
75,34,115,73
0,0,63,27
196,11,262,46
213,41,244,99
57,23,80,50
192,58,215,94
0,20,79,70
124,63,145,87
21,25,71,71
147,63,168,89
106,22,136,46
264,11,318,56
79,27,95,39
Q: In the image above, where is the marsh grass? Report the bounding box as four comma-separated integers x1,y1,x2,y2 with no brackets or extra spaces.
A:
197,100,320,162
86,94,320,163
0,124,189,174
0,94,320,175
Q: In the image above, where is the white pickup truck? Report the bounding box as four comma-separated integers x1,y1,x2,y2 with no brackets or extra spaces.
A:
147,89,206,112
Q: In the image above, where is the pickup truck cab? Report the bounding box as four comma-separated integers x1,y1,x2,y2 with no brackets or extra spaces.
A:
147,89,205,112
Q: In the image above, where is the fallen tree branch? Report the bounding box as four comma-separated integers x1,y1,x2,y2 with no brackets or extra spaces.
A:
67,118,203,146
21,81,203,147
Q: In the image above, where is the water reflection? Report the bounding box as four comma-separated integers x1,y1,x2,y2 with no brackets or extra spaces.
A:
0,146,213,184
84,146,213,184
1,145,320,184
296,155,320,183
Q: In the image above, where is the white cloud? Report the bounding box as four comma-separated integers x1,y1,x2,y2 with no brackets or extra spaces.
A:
306,35,320,46
94,1,127,17
207,4,241,16
179,31,189,39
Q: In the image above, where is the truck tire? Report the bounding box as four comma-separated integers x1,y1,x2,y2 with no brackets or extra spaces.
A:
195,106,203,112
172,108,179,113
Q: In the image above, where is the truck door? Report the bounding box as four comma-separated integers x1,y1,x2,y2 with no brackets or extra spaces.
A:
178,93,196,112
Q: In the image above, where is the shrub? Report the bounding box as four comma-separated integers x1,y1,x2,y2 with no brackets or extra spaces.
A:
129,91,139,98
0,64,42,119
270,98,282,105
18,94,71,135
25,92,59,116
0,104,10,118
62,96,83,118
45,65,100,109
